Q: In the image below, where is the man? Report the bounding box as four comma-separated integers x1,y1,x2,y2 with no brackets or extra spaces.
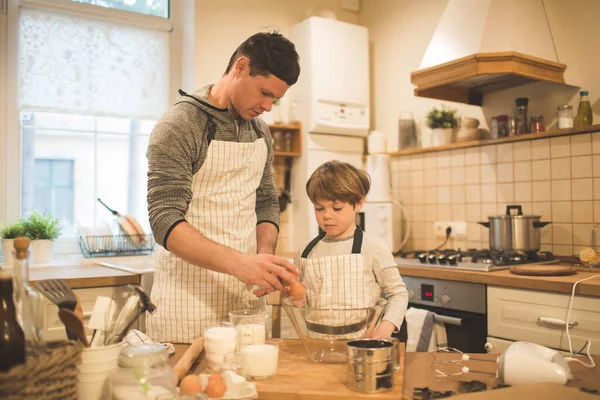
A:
146,31,300,343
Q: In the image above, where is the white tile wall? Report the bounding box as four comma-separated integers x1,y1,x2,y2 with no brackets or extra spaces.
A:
391,132,599,256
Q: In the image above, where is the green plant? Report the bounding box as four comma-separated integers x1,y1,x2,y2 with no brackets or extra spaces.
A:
21,211,62,241
0,222,26,239
425,106,459,129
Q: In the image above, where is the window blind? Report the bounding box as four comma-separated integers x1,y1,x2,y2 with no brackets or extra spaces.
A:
19,7,169,120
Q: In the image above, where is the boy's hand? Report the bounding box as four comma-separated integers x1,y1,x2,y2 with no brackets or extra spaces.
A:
371,320,395,339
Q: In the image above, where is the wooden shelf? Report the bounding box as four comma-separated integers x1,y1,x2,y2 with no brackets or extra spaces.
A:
269,121,302,158
389,124,600,156
411,52,568,106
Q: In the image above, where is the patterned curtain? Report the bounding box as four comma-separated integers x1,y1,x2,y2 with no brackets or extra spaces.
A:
19,7,169,119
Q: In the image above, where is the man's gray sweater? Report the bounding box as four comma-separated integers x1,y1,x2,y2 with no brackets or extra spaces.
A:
146,85,280,249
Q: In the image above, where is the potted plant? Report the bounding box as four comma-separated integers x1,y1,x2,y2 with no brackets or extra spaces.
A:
21,211,62,264
0,222,26,266
425,106,458,146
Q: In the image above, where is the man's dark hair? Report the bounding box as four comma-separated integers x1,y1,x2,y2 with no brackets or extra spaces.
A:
225,31,300,86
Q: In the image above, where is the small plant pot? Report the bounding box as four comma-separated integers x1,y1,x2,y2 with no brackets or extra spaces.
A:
31,239,54,264
430,128,453,146
2,239,15,266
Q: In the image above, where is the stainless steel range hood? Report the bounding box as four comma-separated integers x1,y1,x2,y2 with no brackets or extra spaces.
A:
411,0,567,106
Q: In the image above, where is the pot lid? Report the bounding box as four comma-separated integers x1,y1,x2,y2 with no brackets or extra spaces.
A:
487,205,540,219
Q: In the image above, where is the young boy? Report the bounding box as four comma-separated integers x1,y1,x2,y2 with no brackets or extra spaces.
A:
288,160,408,340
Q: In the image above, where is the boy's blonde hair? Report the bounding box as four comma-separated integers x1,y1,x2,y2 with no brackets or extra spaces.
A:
306,160,371,206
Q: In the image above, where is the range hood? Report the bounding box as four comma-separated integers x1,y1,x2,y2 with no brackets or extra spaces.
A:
411,0,567,106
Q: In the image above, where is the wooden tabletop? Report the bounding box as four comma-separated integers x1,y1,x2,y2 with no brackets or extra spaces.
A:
397,264,600,297
25,264,140,288
169,339,600,399
171,339,404,399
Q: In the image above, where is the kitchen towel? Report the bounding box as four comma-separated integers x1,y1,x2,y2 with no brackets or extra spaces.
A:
405,307,447,352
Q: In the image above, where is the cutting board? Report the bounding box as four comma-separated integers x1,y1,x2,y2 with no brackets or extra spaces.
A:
255,340,405,400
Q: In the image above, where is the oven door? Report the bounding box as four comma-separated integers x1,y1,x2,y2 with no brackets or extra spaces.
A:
407,302,487,353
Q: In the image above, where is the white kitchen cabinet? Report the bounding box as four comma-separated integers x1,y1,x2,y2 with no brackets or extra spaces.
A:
43,285,133,341
487,286,600,355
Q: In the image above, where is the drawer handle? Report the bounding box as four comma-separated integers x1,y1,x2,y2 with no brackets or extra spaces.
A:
537,317,578,328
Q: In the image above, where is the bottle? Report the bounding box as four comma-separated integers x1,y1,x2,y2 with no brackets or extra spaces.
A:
12,236,45,358
515,97,529,135
576,90,593,127
0,270,26,371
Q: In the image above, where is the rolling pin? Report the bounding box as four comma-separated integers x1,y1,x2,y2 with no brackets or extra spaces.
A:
174,336,205,382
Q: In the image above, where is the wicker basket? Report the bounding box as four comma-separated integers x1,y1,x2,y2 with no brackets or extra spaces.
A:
0,340,83,400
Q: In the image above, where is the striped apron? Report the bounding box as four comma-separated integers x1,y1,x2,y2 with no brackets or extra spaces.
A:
300,227,379,340
148,132,267,343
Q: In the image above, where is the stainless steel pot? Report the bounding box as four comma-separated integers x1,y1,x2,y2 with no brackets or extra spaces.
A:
478,205,551,252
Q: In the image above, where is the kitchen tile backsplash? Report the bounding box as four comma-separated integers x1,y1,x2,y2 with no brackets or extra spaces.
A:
392,131,600,256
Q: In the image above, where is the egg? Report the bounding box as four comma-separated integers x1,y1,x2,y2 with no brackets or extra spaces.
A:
179,374,203,396
204,379,227,398
289,281,305,298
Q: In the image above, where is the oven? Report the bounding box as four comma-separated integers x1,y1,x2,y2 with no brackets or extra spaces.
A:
402,276,487,353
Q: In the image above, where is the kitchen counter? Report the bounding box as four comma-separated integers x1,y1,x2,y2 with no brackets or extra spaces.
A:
14,264,140,288
169,339,600,399
396,264,600,297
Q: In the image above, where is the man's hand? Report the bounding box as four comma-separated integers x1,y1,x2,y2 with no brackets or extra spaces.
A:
235,254,299,292
371,320,396,339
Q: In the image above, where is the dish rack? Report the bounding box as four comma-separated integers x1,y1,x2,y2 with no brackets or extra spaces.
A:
77,234,155,258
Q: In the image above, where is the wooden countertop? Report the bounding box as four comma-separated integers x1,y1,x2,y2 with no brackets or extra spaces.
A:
23,264,140,288
171,339,404,399
396,264,600,297
169,339,600,400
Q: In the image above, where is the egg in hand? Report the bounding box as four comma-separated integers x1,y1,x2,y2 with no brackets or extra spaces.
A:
289,281,305,298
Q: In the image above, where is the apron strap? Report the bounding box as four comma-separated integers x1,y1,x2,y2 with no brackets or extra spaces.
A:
301,225,364,258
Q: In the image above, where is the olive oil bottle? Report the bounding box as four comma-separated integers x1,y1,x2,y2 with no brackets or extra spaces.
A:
575,90,593,127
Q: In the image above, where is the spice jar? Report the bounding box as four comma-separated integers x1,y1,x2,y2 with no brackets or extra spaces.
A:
557,105,574,129
110,344,177,400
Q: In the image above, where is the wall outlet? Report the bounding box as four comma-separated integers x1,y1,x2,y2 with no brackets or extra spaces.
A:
434,221,467,238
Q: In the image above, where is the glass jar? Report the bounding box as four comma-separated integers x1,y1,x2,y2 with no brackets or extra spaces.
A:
272,131,283,152
110,344,177,400
497,115,509,137
283,132,293,152
557,105,574,129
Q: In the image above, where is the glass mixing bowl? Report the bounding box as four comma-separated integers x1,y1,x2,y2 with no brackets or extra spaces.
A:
281,295,387,363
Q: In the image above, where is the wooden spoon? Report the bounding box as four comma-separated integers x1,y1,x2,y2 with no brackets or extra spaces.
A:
59,308,89,347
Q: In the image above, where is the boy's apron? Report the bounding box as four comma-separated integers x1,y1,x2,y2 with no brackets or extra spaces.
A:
298,227,380,340
148,123,267,343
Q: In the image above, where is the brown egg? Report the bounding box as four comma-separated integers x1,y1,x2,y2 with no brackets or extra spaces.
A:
208,373,223,382
289,281,305,298
204,379,227,398
179,374,203,396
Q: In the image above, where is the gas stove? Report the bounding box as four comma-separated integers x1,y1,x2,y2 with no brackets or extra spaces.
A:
395,249,559,272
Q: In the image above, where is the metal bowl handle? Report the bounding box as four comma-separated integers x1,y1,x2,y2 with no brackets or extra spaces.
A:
506,205,523,216
478,221,490,228
533,221,551,228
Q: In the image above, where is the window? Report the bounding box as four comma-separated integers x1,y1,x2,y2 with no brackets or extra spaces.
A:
13,4,170,243
21,111,154,237
32,159,75,224
72,0,170,18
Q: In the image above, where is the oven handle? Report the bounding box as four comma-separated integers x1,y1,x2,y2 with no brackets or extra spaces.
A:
434,314,462,326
